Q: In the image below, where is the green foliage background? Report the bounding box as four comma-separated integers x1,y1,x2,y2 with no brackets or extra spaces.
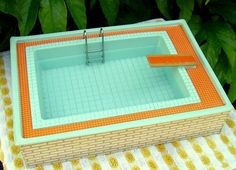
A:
0,0,236,104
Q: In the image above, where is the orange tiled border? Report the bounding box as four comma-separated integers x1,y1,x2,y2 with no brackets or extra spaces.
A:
16,25,224,138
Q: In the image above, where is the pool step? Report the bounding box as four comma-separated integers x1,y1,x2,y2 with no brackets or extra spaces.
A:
83,28,105,65
147,54,196,68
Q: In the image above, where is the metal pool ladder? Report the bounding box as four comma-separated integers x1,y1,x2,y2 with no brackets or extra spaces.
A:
83,28,104,65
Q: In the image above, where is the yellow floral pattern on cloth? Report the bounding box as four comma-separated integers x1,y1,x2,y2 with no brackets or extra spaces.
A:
107,155,121,169
188,138,216,169
156,144,181,170
140,147,159,170
124,151,141,170
0,51,236,170
205,136,230,169
171,140,197,170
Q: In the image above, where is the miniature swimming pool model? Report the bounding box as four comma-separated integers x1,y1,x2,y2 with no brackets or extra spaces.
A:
10,20,233,167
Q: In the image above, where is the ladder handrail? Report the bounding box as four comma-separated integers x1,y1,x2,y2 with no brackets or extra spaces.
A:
83,30,89,65
83,28,104,65
99,28,105,63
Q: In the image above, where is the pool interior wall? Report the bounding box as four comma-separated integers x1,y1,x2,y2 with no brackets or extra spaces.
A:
31,33,193,120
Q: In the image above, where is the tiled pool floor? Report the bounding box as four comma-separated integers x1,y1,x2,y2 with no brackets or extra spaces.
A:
40,57,182,119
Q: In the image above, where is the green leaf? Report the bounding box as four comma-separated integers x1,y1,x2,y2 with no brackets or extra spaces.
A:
197,0,204,8
39,0,67,33
188,15,203,36
229,82,236,103
213,52,232,85
17,0,40,35
155,0,171,19
0,0,18,18
228,58,236,102
221,43,236,69
201,34,221,68
214,20,236,69
200,18,236,69
199,18,236,102
205,0,210,5
176,0,194,21
200,21,222,68
196,29,207,45
209,1,236,25
99,0,120,25
65,0,87,29
90,0,97,9
0,0,40,35
115,0,153,25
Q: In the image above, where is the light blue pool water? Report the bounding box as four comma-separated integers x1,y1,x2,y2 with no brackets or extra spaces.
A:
26,31,200,129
